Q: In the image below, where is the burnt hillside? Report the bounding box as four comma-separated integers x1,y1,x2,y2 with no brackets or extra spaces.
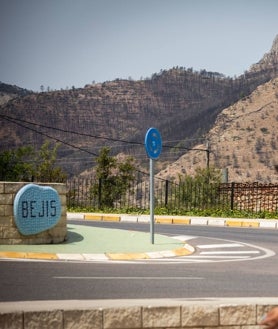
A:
1,36,278,176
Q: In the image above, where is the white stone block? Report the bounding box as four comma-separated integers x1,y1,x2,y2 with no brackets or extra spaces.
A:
190,217,208,225
120,215,138,223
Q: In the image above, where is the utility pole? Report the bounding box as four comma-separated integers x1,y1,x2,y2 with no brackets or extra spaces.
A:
206,140,210,170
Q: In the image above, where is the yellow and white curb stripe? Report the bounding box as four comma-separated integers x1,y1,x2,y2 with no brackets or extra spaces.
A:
0,251,58,260
0,243,194,262
75,213,278,229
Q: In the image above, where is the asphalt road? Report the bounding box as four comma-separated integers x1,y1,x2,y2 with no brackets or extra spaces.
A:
0,221,278,301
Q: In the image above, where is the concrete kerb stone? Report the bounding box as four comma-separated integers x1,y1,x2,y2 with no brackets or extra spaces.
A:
259,220,277,229
120,215,138,223
137,215,150,223
83,212,278,229
67,212,84,220
0,248,194,262
207,217,226,226
1,298,278,329
190,217,208,225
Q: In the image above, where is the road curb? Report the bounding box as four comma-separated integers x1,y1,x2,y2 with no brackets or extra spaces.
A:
80,213,278,229
1,297,278,329
0,243,194,262
0,251,58,260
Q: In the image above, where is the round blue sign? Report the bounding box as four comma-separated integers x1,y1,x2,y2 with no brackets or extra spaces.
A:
144,127,162,159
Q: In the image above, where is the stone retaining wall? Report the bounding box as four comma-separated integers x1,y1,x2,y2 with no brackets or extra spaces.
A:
0,182,67,244
0,299,276,329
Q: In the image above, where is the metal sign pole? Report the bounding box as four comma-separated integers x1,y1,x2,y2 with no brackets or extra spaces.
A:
144,127,162,246
150,158,154,244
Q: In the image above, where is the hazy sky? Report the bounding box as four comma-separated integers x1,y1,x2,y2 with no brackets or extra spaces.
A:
1,0,278,91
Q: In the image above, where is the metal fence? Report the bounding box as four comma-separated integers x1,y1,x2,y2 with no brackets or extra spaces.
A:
66,176,278,214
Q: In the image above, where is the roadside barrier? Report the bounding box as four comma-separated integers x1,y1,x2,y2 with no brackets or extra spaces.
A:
0,298,277,328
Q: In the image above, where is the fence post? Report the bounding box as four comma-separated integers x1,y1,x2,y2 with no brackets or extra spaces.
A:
98,178,102,208
231,182,235,210
165,180,169,207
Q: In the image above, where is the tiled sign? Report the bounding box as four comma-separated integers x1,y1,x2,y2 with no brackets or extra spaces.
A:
13,184,61,235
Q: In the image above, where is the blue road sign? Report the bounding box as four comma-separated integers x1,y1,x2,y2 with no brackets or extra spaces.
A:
144,127,162,160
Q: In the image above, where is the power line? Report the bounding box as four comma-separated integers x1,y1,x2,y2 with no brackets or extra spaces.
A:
0,114,152,178
0,114,142,147
1,115,99,157
0,116,210,183
0,114,210,179
0,114,209,153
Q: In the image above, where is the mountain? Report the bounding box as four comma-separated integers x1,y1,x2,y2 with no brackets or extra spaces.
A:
156,35,278,183
157,76,278,183
250,34,278,73
0,35,278,180
0,82,30,106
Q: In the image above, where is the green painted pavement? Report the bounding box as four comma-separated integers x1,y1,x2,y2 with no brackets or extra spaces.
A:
0,224,183,254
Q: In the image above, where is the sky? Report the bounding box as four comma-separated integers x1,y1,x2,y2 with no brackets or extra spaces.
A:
1,0,278,92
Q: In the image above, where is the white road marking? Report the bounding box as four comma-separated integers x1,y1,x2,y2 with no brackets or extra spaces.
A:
200,250,260,255
53,276,204,280
173,235,196,241
197,243,243,249
187,255,250,259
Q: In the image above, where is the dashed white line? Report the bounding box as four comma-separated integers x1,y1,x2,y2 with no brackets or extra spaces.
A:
200,250,260,255
53,276,204,280
197,243,243,249
186,255,250,259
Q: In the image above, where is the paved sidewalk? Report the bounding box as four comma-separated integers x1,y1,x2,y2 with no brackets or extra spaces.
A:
0,212,277,262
